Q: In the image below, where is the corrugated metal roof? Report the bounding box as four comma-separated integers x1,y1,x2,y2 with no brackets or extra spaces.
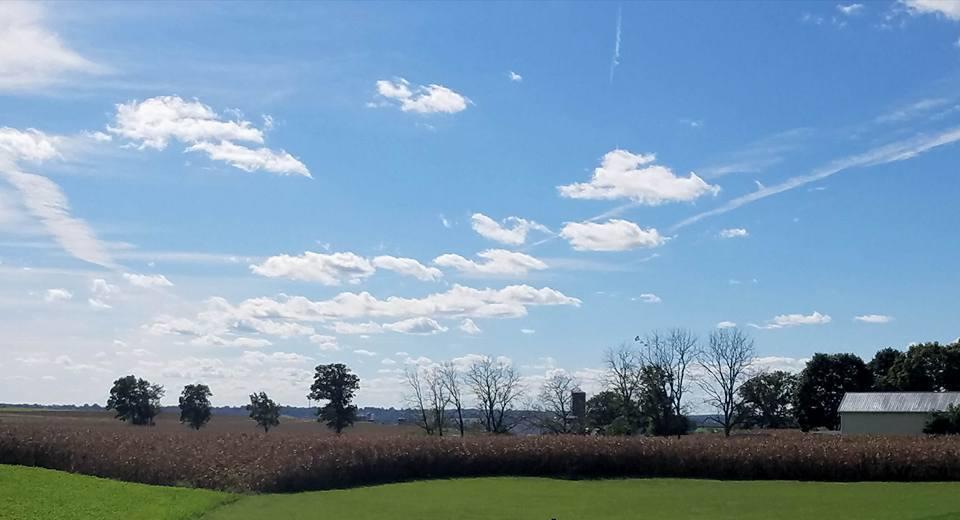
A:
839,392,960,413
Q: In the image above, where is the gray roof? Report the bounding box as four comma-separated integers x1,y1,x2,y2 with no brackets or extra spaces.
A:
839,392,960,413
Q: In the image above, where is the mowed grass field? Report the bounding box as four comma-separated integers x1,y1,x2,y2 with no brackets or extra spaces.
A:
5,465,960,520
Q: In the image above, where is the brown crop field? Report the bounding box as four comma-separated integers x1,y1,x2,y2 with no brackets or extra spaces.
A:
4,410,960,493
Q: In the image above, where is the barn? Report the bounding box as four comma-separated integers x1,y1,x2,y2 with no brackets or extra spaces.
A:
839,392,960,435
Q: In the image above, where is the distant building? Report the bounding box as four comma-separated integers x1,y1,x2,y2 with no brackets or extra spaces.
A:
839,392,960,435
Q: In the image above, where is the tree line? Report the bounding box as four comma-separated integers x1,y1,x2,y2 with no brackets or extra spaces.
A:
582,333,960,436
105,363,360,433
104,334,960,437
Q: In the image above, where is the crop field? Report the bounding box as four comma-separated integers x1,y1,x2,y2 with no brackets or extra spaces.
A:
5,411,960,493
5,465,960,520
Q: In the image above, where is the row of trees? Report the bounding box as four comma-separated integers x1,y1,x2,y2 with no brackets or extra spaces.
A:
105,363,360,433
796,341,960,431
405,356,523,435
401,328,760,437
586,328,755,437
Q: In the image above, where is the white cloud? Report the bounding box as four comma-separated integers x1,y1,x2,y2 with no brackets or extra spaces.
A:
110,96,262,150
558,149,719,205
252,251,441,284
0,128,113,267
521,328,536,334
751,311,832,330
43,288,72,303
88,298,112,310
374,78,470,114
719,228,749,239
189,335,272,348
470,213,550,245
308,334,340,351
251,251,375,285
903,0,960,20
353,349,377,357
372,255,442,281
855,314,894,324
108,96,309,177
716,321,737,329
508,71,523,82
560,219,665,251
631,293,661,304
123,273,173,289
383,317,448,335
87,278,118,309
240,350,312,366
837,3,864,15
459,318,482,335
186,141,310,177
0,2,102,91
152,284,579,343
381,358,397,365
751,356,809,373
434,249,548,276
0,128,59,162
328,321,384,335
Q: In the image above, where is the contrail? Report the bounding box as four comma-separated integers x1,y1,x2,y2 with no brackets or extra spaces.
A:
669,126,960,232
609,5,622,84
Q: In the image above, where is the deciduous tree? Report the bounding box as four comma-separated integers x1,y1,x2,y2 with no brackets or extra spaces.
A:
698,328,754,436
106,375,164,426
739,371,798,429
178,384,212,430
794,353,871,431
246,392,280,432
465,356,523,434
308,363,360,434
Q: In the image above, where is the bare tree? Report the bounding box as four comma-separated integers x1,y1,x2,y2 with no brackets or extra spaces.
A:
465,356,524,434
698,327,755,436
425,366,449,437
536,371,579,434
602,343,644,425
645,328,700,420
440,361,466,436
404,367,433,435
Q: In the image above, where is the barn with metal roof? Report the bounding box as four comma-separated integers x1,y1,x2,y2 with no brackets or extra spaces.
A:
839,392,960,434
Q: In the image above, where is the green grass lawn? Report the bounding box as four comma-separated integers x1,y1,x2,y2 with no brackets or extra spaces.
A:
205,478,960,520
5,464,960,520
0,465,235,520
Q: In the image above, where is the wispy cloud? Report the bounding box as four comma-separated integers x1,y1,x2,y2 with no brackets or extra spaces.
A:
609,5,622,84
672,126,960,231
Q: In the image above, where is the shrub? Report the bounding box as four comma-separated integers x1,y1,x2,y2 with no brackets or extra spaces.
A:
924,404,960,435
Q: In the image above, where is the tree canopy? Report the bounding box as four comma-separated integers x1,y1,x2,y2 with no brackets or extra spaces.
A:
106,375,164,426
178,384,212,430
794,353,872,431
308,363,360,433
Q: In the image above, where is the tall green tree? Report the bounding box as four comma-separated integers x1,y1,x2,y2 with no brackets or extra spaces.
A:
638,365,683,436
585,390,632,431
868,347,904,391
308,363,360,433
106,375,164,426
246,392,281,432
886,342,960,391
178,384,212,430
739,371,798,429
794,353,872,431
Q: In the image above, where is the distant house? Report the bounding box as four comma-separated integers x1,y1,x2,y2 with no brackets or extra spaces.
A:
839,392,960,435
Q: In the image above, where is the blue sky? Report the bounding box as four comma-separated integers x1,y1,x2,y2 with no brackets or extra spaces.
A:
2,1,960,407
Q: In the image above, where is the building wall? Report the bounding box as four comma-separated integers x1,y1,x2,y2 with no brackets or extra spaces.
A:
840,412,932,435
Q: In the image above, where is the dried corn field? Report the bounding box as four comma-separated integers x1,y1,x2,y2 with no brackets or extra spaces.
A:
4,412,960,492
